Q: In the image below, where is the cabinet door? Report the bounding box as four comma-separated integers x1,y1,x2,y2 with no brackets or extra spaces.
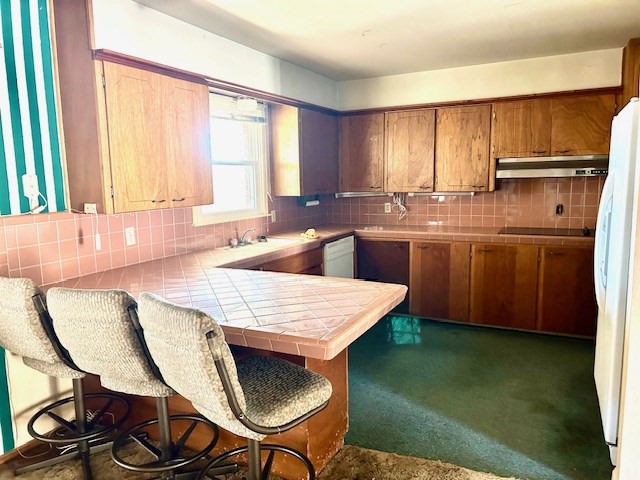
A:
339,114,384,192
301,109,339,195
356,239,409,313
385,109,435,192
492,99,551,157
550,94,615,155
435,105,491,192
103,62,166,212
270,104,302,196
470,244,538,329
537,246,597,336
164,77,213,207
409,242,470,321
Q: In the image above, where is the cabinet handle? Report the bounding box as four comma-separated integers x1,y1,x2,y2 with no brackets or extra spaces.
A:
151,199,166,204
555,149,571,154
419,185,432,190
548,251,565,256
417,245,430,250
172,197,186,202
532,150,547,154
477,248,493,253
473,185,486,189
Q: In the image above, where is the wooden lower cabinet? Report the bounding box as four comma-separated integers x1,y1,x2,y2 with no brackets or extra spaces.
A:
256,248,323,275
409,241,470,321
356,239,409,313
537,246,597,336
469,244,539,329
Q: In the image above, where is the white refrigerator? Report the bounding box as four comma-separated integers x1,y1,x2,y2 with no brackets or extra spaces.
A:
594,98,640,464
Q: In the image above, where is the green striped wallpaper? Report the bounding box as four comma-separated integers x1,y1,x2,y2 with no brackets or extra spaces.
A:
0,0,65,215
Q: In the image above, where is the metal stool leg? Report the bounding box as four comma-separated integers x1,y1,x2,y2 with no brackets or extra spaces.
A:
74,379,92,480
247,439,261,480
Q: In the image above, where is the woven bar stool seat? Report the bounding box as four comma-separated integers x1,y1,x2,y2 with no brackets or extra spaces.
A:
138,293,333,480
47,288,219,479
0,277,129,479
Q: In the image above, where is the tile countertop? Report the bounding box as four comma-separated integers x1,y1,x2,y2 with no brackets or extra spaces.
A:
51,252,407,361
48,223,592,361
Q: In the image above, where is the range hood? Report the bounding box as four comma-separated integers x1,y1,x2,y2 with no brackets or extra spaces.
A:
496,155,608,179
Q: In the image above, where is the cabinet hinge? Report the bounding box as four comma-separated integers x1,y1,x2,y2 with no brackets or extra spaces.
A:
492,110,496,120
101,74,106,87
110,186,114,198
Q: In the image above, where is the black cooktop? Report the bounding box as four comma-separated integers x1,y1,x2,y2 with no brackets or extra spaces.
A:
498,226,593,237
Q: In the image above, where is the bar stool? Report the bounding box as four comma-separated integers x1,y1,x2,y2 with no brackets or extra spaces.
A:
46,287,219,479
138,292,333,480
0,277,129,479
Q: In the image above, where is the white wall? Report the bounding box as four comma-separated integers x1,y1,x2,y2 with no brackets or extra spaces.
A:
338,49,622,110
91,1,623,113
5,353,71,447
90,0,339,109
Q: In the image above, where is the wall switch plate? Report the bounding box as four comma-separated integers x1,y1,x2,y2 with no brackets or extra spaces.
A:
84,203,98,214
125,227,136,246
384,202,392,213
95,233,102,251
21,173,39,206
270,210,277,222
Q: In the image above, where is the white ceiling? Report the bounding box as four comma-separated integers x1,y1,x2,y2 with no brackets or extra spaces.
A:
133,0,640,81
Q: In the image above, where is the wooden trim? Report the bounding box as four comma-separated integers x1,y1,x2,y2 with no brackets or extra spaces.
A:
0,438,43,467
340,86,622,116
93,49,340,116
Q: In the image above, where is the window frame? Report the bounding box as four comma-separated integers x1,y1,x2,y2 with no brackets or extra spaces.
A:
193,94,270,227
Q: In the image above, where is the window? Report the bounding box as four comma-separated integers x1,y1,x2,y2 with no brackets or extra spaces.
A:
193,93,269,226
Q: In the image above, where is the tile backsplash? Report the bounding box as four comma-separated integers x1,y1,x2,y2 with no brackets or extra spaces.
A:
325,177,603,230
1,177,602,286
0,196,324,286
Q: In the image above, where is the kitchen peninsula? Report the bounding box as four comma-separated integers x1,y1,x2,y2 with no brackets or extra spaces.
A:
51,235,407,478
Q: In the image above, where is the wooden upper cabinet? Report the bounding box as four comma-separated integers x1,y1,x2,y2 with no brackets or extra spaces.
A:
103,62,166,212
163,76,213,208
621,38,640,108
300,109,339,194
550,94,615,155
102,62,213,213
409,241,470,322
469,243,539,330
53,0,214,214
492,93,615,160
385,109,435,192
492,99,552,158
435,105,491,192
271,105,339,196
537,246,597,336
339,113,384,192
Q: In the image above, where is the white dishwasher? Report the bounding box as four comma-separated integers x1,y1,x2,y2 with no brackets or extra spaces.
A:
323,236,355,278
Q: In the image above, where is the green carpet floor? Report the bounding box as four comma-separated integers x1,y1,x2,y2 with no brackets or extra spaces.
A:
346,316,613,480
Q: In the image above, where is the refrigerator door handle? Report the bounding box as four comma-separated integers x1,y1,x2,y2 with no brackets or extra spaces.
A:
595,174,614,308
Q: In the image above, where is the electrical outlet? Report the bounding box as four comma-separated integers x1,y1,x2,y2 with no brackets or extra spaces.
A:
270,210,277,222
125,227,136,246
384,203,392,213
84,203,98,214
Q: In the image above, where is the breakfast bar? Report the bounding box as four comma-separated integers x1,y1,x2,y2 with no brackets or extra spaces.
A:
53,248,407,478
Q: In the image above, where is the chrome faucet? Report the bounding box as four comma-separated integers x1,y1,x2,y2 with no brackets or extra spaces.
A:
238,227,256,246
